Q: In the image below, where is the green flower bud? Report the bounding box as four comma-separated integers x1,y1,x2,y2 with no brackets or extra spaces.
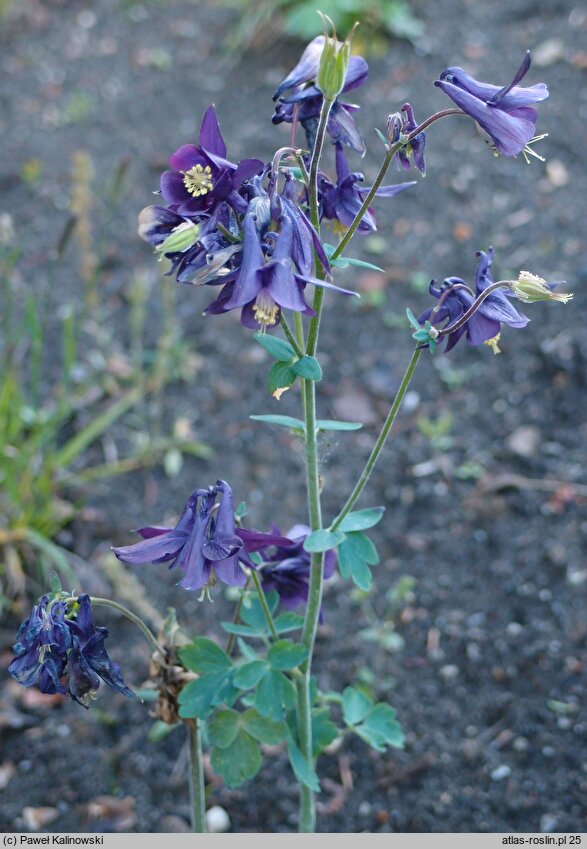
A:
154,221,200,259
316,15,358,102
510,271,573,304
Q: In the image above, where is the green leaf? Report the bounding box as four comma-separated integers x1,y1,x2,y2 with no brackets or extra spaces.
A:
355,703,405,751
374,127,389,147
337,532,379,591
315,419,363,432
220,622,259,638
210,728,262,788
179,638,232,674
255,669,296,721
269,361,297,395
342,687,374,726
268,640,308,671
241,590,279,633
323,242,385,273
233,660,269,689
303,529,346,553
311,708,339,756
406,307,422,330
242,709,289,745
254,332,296,362
207,708,240,749
287,739,321,792
337,507,385,533
250,414,305,431
292,356,322,381
49,570,63,594
274,612,304,634
178,670,232,720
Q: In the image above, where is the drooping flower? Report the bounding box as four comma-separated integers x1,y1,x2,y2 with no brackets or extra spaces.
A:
435,52,549,159
387,103,426,175
160,105,263,216
418,247,529,353
8,594,134,706
272,36,369,154
113,481,247,594
240,524,337,612
319,142,415,233
205,209,356,330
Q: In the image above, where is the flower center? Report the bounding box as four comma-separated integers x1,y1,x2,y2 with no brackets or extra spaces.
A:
252,290,279,328
182,164,214,197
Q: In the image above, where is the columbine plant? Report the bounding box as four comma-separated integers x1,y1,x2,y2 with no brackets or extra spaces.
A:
10,16,571,833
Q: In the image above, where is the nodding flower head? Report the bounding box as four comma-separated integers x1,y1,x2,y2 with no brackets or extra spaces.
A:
8,594,134,707
435,52,548,160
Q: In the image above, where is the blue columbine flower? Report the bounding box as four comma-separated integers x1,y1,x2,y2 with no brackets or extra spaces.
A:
388,103,426,175
160,105,263,215
112,481,298,596
418,248,529,353
319,142,415,233
272,36,369,154
239,524,337,612
204,208,356,330
8,594,134,707
435,52,548,159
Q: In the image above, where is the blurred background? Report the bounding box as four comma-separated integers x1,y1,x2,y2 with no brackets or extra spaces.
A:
0,0,585,833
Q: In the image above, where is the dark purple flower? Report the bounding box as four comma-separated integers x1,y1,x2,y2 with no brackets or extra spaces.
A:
418,247,529,353
113,481,254,594
243,524,336,612
388,103,426,174
160,105,263,216
272,36,369,154
319,143,415,233
205,209,356,330
435,52,548,158
8,594,133,706
65,595,134,706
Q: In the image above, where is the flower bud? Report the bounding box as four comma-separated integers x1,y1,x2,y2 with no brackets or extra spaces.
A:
315,15,357,102
154,220,200,258
510,271,573,304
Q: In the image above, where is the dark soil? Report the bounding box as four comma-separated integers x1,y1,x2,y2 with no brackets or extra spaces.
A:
1,0,586,834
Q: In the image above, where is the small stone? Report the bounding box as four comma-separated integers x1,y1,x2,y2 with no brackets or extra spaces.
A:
506,622,524,637
490,765,512,781
22,807,60,831
206,806,230,833
546,159,569,188
514,736,529,752
540,813,558,833
506,425,541,458
439,664,459,681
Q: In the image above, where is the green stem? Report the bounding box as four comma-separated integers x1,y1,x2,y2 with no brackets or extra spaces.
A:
225,576,251,656
331,109,464,264
62,595,164,655
281,314,304,358
186,719,207,833
331,347,422,531
250,570,279,641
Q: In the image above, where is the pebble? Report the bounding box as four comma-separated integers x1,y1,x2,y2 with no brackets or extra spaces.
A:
206,806,231,833
506,425,541,458
490,765,512,781
540,813,559,833
439,664,459,681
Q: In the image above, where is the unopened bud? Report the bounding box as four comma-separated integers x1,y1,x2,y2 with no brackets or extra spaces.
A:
510,271,573,304
154,221,199,258
316,14,357,102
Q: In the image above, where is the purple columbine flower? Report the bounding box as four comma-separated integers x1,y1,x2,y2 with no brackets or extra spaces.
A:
418,247,529,353
388,103,426,175
160,105,263,216
435,52,549,159
319,143,415,233
240,524,337,612
205,209,356,330
112,481,247,595
272,36,369,154
8,594,134,706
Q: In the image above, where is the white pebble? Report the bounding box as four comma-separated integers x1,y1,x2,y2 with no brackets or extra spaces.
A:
206,806,230,833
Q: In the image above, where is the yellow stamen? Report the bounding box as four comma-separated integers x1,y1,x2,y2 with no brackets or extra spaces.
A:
252,290,279,328
182,163,214,197
484,333,501,355
197,570,217,602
